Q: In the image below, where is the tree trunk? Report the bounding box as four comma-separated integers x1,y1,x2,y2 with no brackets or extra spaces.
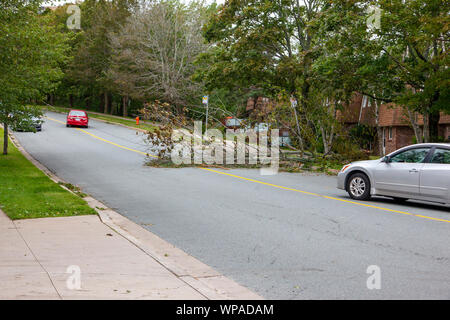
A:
99,93,104,113
320,125,334,155
407,108,423,143
110,100,115,115
373,100,384,156
69,94,74,108
46,94,53,105
320,126,328,155
3,122,8,155
109,96,112,114
376,126,383,156
292,107,304,153
429,111,440,142
320,101,336,156
290,94,304,154
423,113,430,143
104,92,109,114
328,124,334,153
122,95,128,117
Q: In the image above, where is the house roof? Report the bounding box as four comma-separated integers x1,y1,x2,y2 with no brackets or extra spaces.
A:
341,93,450,127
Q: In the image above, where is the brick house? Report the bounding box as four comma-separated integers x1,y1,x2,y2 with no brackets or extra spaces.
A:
341,93,450,155
337,94,377,127
246,96,273,118
377,103,415,155
438,114,450,141
247,94,450,155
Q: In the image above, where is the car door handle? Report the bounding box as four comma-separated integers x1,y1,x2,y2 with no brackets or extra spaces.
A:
409,169,419,173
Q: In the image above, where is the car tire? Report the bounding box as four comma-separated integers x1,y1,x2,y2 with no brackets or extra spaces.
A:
66,124,70,127
347,173,371,201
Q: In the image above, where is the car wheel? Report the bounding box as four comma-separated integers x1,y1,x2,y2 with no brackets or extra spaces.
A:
347,173,371,201
66,124,70,127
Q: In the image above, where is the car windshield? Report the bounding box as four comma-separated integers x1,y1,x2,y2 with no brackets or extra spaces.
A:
69,111,86,116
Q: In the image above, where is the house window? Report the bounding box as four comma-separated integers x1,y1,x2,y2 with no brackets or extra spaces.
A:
388,127,393,140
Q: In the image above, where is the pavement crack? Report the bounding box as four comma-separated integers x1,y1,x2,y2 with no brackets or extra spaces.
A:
11,221,63,300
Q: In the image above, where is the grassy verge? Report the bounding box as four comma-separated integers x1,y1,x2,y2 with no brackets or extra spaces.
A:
0,128,96,220
37,105,157,132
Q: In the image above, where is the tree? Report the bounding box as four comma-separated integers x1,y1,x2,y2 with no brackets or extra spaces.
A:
67,0,136,113
200,0,335,151
108,0,208,111
379,0,449,141
316,0,449,143
0,0,69,154
312,0,402,153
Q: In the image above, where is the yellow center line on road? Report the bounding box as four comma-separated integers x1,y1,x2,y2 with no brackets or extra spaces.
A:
199,170,450,224
77,128,156,157
45,116,157,158
45,116,450,224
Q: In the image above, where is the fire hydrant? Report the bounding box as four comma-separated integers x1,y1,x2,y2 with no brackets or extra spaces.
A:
136,116,139,125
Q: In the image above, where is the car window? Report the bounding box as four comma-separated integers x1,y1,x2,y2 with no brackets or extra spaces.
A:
390,148,430,163
430,148,450,164
69,111,86,116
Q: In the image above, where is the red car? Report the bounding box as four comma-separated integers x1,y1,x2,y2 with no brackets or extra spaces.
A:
66,110,89,128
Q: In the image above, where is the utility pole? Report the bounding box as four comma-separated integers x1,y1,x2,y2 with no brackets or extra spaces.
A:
290,96,304,153
203,95,209,132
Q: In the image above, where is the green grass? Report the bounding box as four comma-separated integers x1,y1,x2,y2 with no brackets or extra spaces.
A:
0,128,97,220
37,105,156,132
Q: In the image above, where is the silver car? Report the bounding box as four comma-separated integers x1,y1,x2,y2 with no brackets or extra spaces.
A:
337,143,450,205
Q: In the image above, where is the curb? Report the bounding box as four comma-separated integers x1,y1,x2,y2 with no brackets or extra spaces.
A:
7,130,263,300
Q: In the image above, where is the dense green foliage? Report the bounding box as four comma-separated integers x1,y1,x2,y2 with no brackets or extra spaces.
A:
316,0,449,142
1,0,448,156
0,0,69,153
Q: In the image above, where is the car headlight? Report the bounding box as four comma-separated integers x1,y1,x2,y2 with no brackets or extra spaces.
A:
341,164,352,172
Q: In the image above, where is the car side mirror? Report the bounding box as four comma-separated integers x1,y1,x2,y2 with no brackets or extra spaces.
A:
382,156,391,163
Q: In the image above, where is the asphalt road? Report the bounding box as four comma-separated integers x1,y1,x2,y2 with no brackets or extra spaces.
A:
13,111,450,299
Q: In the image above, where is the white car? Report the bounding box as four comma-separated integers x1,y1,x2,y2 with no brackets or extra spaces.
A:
337,143,450,205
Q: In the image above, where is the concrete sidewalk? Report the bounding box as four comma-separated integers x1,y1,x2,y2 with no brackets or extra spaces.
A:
0,210,261,300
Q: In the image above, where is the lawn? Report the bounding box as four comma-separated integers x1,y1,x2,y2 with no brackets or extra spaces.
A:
0,128,96,220
38,105,157,132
